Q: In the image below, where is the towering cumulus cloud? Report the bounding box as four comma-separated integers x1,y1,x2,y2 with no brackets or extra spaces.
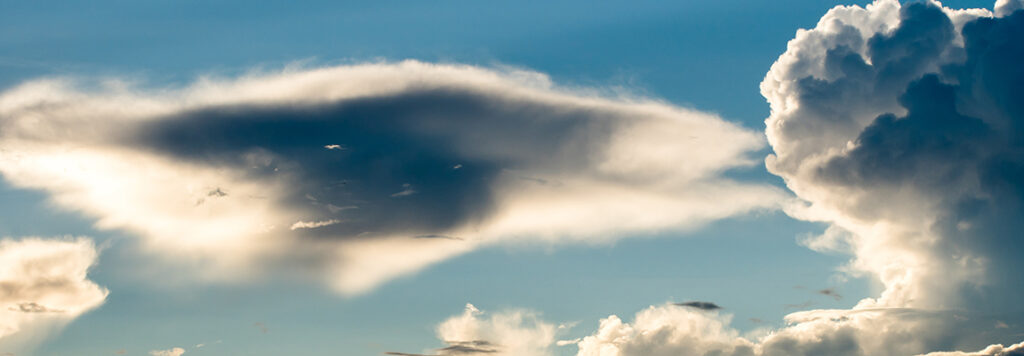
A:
0,61,780,295
762,0,1024,311
0,238,107,352
570,0,1024,355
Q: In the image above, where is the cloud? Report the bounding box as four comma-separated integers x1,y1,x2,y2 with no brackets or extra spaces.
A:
763,0,1024,311
919,341,1024,356
675,301,723,311
288,219,341,231
576,304,756,356
149,347,185,356
573,303,1024,356
816,288,842,301
0,238,107,352
996,0,1024,17
0,60,782,295
388,304,556,356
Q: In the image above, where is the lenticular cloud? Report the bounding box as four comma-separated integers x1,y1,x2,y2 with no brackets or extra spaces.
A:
0,61,781,295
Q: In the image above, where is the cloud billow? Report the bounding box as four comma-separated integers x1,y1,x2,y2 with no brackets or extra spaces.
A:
765,0,1024,311
0,61,780,295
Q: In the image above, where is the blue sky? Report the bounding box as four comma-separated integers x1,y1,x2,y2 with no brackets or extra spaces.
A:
1,1,1022,356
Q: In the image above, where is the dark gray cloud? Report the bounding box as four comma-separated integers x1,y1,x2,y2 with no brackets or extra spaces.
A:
675,301,722,311
437,340,499,354
817,288,842,301
133,90,540,238
387,340,499,356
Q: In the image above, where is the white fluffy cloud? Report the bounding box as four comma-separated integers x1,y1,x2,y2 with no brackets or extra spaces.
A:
413,303,1012,356
0,61,782,295
574,303,1021,356
387,303,558,356
576,304,755,356
0,237,107,352
149,347,186,356
920,341,1024,356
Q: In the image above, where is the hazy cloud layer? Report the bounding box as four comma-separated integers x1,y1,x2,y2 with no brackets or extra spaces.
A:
0,61,781,295
0,238,107,352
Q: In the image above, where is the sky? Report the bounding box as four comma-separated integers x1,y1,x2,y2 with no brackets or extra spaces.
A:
1,1,1023,356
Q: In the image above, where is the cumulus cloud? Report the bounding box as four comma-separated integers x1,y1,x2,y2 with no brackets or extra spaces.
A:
730,0,1024,353
763,0,1024,312
817,288,842,301
576,304,756,356
388,304,557,356
920,341,1024,356
0,60,781,295
573,303,1024,356
149,347,185,356
0,238,107,352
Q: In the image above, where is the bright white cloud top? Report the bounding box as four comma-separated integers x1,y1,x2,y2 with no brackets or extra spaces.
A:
0,61,781,296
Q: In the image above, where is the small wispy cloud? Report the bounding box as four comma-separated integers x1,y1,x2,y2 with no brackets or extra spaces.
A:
390,183,416,198
414,234,463,240
289,219,341,230
817,288,842,301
